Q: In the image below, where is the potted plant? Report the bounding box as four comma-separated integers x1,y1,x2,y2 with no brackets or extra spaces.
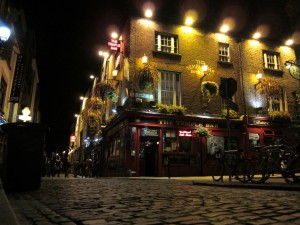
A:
268,111,291,121
201,81,219,102
194,125,212,138
156,103,187,115
220,109,239,119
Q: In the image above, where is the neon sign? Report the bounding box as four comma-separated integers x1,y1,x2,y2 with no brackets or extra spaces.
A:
108,39,120,51
179,130,192,137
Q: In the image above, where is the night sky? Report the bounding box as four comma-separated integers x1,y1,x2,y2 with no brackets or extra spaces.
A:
12,0,297,154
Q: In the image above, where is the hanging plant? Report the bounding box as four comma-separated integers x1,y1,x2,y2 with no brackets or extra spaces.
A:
194,125,212,138
81,97,104,128
201,81,219,102
256,78,281,97
94,82,118,102
134,63,158,93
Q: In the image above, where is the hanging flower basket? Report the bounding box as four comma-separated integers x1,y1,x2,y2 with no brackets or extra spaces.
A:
201,81,219,102
94,82,118,102
134,63,158,93
256,78,281,97
194,125,212,138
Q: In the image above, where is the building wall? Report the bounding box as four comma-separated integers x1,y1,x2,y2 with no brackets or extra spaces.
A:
125,18,297,117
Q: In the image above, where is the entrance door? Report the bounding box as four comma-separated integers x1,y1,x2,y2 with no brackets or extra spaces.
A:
140,138,158,176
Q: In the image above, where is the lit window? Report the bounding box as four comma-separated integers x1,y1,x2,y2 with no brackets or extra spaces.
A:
0,77,7,110
218,43,230,62
268,88,288,112
155,32,178,54
157,70,181,105
263,51,281,70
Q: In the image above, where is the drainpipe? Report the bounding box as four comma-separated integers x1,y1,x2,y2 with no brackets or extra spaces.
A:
238,39,247,117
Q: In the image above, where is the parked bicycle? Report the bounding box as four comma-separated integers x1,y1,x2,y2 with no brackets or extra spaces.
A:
251,144,300,183
212,149,255,183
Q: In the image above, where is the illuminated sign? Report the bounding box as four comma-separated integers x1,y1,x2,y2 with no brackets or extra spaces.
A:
70,136,76,142
108,39,120,51
178,130,192,137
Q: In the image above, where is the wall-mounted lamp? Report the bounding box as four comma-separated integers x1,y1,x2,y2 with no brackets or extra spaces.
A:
256,71,262,81
142,54,148,64
112,69,118,77
0,24,11,43
202,64,208,73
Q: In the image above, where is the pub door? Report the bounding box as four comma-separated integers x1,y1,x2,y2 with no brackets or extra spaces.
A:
140,137,158,176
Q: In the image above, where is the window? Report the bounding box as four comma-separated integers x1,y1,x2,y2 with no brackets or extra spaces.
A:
163,129,193,153
0,77,7,110
263,51,281,70
268,88,288,112
218,43,230,62
157,70,181,105
155,32,178,54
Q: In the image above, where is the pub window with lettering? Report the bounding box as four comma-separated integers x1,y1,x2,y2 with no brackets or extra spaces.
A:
163,129,193,153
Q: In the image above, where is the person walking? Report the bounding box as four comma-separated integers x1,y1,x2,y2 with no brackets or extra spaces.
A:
54,155,61,177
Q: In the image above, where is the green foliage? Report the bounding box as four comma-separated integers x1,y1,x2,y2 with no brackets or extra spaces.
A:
94,82,118,103
268,111,291,121
201,81,219,102
194,125,212,137
220,109,239,119
293,88,300,106
156,104,187,115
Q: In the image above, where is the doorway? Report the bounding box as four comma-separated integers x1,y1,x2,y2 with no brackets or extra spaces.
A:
140,137,158,176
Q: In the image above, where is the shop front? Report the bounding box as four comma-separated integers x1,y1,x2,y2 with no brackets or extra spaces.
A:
101,110,245,177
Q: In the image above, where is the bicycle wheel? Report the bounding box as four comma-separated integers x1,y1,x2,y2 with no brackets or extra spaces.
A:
212,159,224,182
287,157,300,183
234,159,255,183
251,158,270,184
280,157,294,183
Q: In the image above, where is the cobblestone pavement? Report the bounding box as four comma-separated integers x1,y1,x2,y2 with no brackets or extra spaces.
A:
5,177,300,225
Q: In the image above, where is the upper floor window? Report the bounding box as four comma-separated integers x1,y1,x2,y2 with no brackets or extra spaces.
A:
263,51,281,70
218,43,230,62
268,88,288,112
0,77,7,110
155,32,178,54
157,70,181,105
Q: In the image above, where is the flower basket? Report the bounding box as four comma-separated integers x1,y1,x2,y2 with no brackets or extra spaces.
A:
94,82,118,102
134,63,158,93
156,104,186,115
220,109,239,119
194,125,212,138
268,111,291,121
201,81,219,102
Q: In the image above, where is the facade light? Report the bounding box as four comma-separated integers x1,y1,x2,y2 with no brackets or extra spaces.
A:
0,25,11,42
253,32,261,39
145,9,153,18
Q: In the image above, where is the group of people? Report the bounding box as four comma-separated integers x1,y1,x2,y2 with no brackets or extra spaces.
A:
42,152,97,178
45,152,71,177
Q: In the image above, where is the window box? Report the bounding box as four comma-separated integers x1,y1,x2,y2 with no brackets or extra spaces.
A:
218,61,233,68
152,50,182,61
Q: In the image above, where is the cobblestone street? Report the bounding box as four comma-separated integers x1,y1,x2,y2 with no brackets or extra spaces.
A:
5,177,300,225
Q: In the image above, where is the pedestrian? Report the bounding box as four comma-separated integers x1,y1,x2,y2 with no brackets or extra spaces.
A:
73,160,80,177
54,155,61,177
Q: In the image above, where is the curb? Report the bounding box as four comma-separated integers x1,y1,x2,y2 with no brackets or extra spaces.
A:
0,181,20,225
192,181,300,191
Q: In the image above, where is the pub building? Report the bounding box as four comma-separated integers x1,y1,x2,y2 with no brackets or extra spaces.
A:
70,14,300,177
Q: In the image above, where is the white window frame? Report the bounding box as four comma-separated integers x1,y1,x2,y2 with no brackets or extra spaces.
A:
268,88,288,112
157,70,181,105
218,42,230,62
263,51,281,70
155,32,178,54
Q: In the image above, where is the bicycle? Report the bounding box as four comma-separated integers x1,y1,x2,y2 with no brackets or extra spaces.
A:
251,144,300,183
212,149,255,183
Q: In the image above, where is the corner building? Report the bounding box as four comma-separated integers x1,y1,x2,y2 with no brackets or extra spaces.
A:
96,17,298,177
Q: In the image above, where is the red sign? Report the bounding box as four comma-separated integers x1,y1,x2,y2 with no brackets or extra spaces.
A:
108,39,120,51
70,135,76,142
178,130,192,137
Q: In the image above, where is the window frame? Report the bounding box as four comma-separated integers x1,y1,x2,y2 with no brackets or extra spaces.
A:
155,31,179,54
263,50,281,71
218,42,230,63
157,70,181,106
